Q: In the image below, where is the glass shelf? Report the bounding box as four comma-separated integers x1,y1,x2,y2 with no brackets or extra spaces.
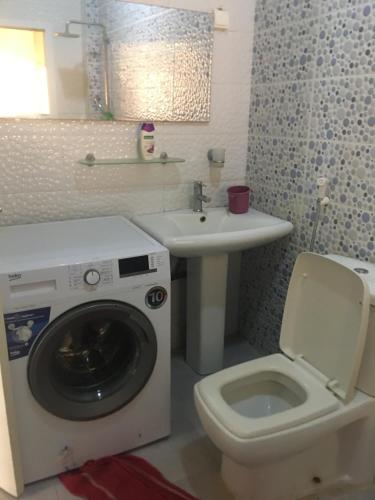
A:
79,153,185,166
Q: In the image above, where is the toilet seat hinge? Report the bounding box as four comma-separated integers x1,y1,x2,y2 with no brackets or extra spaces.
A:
294,355,330,386
326,379,344,399
326,379,339,390
283,349,302,361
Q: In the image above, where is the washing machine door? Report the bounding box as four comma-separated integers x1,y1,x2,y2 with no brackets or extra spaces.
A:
28,300,157,421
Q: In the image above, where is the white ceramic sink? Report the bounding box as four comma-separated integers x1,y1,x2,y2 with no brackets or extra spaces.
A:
133,208,293,257
133,207,293,375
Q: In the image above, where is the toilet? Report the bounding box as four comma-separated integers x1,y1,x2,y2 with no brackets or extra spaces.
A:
194,252,375,500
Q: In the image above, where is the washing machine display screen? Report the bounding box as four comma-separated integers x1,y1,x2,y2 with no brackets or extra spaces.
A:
118,256,151,277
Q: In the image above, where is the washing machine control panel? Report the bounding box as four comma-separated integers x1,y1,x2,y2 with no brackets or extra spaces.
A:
67,252,169,291
68,260,113,290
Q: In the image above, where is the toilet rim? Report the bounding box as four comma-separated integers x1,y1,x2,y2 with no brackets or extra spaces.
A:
194,354,340,440
195,384,374,470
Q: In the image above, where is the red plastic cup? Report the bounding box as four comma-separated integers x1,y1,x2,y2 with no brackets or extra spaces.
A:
227,185,250,214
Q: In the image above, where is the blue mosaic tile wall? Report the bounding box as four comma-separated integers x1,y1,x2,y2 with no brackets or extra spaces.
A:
240,0,375,353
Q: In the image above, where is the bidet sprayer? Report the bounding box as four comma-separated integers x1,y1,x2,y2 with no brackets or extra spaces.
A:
309,177,330,251
317,177,330,206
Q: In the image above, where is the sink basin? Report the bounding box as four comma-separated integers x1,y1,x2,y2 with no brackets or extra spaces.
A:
133,208,293,257
133,207,293,375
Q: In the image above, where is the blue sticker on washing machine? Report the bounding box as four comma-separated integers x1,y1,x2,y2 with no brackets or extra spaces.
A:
4,307,50,360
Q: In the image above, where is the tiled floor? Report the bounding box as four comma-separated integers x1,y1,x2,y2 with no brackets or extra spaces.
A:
1,337,375,500
305,487,375,500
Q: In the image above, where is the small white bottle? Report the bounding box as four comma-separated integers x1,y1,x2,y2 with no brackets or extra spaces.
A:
138,122,155,160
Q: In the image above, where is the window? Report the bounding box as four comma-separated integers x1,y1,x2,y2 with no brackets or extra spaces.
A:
0,27,49,117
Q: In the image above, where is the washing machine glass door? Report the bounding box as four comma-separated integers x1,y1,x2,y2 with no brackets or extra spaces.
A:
28,300,157,421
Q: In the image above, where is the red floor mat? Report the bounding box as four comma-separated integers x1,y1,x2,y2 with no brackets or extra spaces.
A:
59,454,198,500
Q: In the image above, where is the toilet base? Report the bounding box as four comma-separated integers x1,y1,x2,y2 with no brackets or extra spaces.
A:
221,455,349,500
220,418,375,500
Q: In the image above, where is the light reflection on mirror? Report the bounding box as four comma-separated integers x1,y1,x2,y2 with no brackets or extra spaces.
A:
0,27,49,117
0,1,213,122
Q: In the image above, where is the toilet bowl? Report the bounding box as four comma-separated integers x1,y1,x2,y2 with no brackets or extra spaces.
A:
194,253,375,500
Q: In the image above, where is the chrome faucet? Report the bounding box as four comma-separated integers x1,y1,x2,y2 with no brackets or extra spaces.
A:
193,181,211,213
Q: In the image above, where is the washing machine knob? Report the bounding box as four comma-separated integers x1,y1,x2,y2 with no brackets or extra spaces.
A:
84,269,101,286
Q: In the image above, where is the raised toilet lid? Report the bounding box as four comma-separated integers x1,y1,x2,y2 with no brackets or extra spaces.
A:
280,252,370,403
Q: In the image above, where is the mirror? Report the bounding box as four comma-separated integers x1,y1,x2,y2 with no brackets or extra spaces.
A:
0,1,214,121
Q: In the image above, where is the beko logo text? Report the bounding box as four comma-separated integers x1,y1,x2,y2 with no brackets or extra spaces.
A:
8,273,22,281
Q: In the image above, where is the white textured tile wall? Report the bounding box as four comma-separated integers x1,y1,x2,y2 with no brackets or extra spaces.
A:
0,0,255,226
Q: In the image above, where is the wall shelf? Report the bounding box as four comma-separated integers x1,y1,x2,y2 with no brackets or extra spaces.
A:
79,152,185,166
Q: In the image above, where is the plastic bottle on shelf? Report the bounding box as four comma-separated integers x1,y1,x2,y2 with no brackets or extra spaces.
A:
138,122,155,160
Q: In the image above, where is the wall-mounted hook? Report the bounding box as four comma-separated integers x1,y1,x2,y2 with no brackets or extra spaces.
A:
208,148,225,166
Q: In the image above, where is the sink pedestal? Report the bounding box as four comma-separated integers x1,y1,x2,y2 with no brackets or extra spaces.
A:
132,207,293,376
186,254,228,374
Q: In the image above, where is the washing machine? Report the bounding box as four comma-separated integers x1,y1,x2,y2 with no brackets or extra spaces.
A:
0,216,171,496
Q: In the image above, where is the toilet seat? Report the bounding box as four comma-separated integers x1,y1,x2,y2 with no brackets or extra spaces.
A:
195,353,339,439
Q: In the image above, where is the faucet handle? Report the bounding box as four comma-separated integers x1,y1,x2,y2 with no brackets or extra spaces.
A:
193,180,206,187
